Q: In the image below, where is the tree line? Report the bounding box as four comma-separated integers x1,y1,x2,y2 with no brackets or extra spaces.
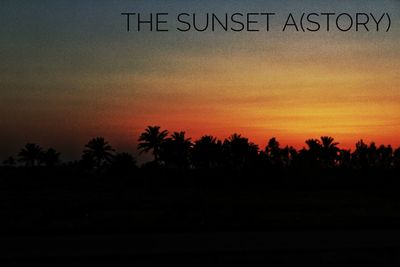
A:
2,125,400,171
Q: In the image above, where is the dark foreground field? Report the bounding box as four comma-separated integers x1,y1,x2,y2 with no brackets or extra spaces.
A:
1,168,400,266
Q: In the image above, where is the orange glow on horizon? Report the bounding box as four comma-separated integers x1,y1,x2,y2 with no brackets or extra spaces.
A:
1,5,399,160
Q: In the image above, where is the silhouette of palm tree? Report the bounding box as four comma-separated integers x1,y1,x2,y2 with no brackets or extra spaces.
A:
83,137,115,169
305,139,322,153
338,149,351,169
138,126,168,164
368,142,378,167
352,140,369,169
171,131,190,142
41,148,60,167
113,152,136,166
192,135,223,169
265,137,283,167
225,134,259,169
320,136,339,168
281,145,297,168
302,139,322,168
160,131,192,168
18,143,43,167
377,144,393,169
111,152,137,175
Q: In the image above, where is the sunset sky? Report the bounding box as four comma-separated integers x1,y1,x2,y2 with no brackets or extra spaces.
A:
1,0,400,161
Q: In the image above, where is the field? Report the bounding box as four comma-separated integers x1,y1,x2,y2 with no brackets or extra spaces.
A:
1,168,400,265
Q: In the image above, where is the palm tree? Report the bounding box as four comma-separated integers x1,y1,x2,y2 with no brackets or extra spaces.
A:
82,137,115,169
281,145,297,168
265,137,282,167
18,143,43,167
41,148,60,167
137,126,168,164
320,136,339,168
224,134,259,169
338,149,351,169
368,142,378,167
192,135,223,169
305,139,322,153
352,140,369,169
303,139,322,168
160,131,192,168
170,131,192,145
111,152,137,175
377,144,393,169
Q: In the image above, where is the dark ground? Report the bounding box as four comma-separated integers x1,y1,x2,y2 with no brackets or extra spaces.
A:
1,167,400,266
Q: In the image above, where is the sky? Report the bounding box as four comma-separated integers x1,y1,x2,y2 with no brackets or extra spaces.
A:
1,0,400,161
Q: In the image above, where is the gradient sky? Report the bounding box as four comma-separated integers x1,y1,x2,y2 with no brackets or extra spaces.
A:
1,0,400,160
